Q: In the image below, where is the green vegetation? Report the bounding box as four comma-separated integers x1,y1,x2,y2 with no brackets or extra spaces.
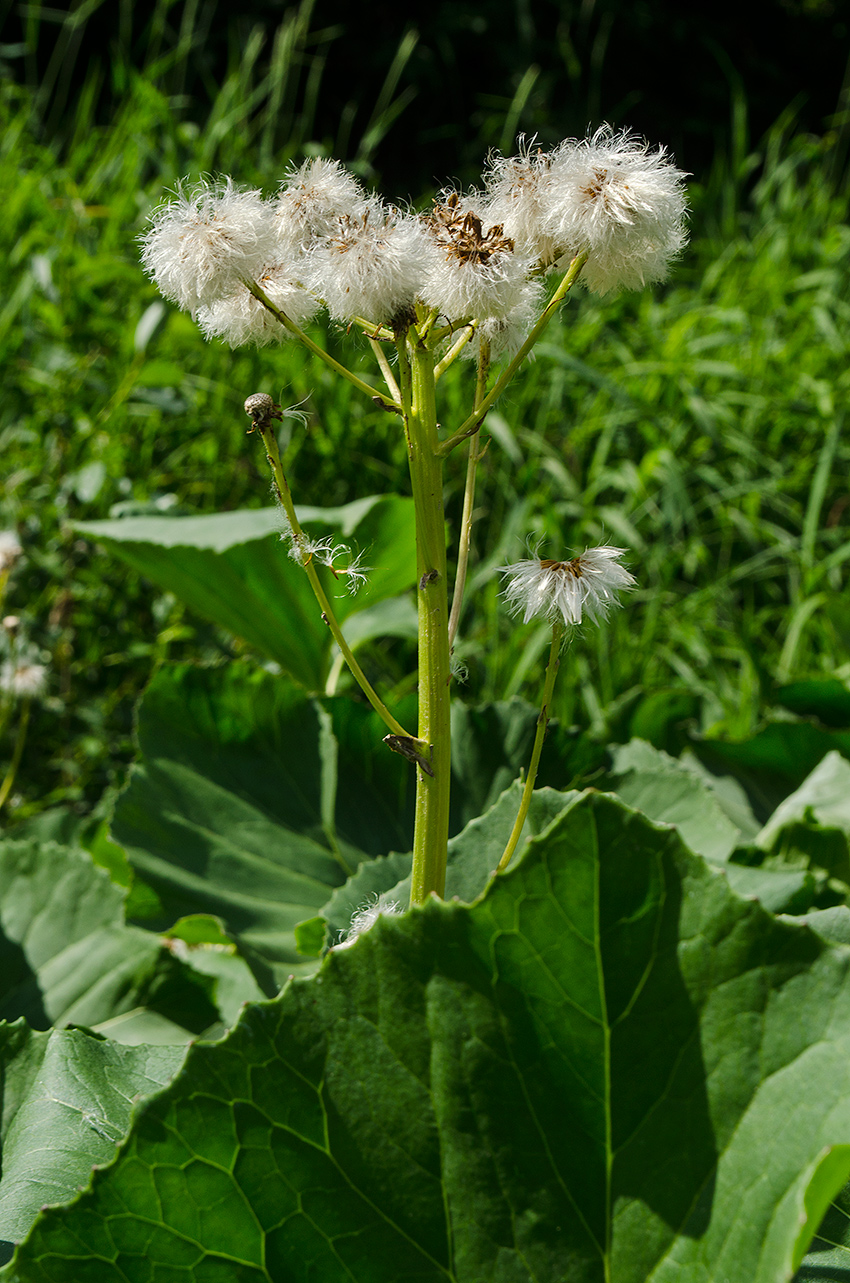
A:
1,61,848,819
2,16,850,1275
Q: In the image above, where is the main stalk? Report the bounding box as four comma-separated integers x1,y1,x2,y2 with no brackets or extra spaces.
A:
403,337,452,904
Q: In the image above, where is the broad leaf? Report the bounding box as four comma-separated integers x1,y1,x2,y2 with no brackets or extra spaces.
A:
608,739,746,860
692,722,850,820
0,838,217,1034
111,663,423,979
77,496,418,690
10,793,850,1281
757,750,850,849
0,1021,184,1260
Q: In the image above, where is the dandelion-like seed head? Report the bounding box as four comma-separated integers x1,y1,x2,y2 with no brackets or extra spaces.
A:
274,158,369,252
499,545,636,627
334,895,403,949
0,660,48,699
306,202,426,325
542,126,688,294
0,531,22,574
483,139,566,269
140,178,279,313
420,191,531,321
459,277,545,363
196,263,320,347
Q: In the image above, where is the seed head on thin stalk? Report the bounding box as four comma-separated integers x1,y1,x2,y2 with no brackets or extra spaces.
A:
499,546,636,627
274,158,370,253
0,660,48,699
496,545,636,874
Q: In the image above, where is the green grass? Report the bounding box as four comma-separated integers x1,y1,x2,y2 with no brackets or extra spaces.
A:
1,66,849,822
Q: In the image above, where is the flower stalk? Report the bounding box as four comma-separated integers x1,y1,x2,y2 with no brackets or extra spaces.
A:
254,407,416,745
497,622,564,872
448,336,490,647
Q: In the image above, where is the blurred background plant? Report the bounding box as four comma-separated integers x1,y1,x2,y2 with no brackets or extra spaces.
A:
0,0,849,821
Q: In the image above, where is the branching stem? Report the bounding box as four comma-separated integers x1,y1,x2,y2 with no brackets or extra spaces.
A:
448,336,490,647
244,279,401,412
437,252,588,455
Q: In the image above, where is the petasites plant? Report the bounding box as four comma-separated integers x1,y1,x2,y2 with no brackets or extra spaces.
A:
9,131,850,1280
140,126,684,905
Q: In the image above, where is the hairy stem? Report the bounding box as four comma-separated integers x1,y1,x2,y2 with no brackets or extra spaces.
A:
497,622,564,872
437,252,588,455
448,336,491,647
257,421,415,743
401,335,452,905
0,699,30,813
244,279,401,411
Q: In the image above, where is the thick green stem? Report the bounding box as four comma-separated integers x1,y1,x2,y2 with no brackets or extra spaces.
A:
497,622,564,872
403,338,452,905
448,336,491,647
438,252,588,455
0,699,30,813
257,422,415,744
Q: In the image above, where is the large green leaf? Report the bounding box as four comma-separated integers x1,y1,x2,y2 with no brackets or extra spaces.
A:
0,838,219,1035
111,663,422,979
0,1021,185,1260
77,496,417,690
10,792,850,1281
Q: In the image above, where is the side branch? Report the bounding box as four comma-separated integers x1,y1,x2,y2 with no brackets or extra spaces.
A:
436,252,588,456
243,279,402,413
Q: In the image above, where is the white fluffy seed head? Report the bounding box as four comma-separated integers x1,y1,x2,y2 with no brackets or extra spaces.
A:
0,531,22,574
306,202,427,324
541,127,688,294
499,546,636,627
420,191,532,322
334,896,403,949
274,158,369,252
0,660,48,699
483,139,566,269
140,178,279,312
195,264,321,347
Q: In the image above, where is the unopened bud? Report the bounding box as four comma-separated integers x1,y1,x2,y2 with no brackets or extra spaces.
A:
244,393,283,430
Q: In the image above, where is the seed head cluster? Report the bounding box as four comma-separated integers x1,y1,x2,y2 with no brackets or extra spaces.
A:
141,130,688,350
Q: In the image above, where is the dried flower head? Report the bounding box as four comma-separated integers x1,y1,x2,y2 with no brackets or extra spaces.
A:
274,158,369,253
140,179,278,312
459,278,544,362
0,531,22,574
306,203,426,325
334,895,403,949
0,660,48,699
542,127,688,294
421,192,530,321
196,263,320,347
499,546,636,627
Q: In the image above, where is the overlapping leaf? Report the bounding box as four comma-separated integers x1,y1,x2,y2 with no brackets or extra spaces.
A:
0,1022,185,1263
8,793,850,1281
77,496,417,690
